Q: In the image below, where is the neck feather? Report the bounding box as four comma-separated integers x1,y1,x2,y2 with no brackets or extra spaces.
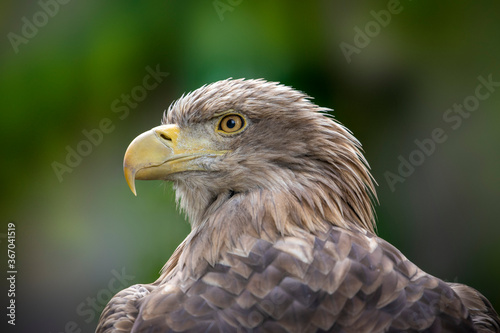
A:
160,174,374,280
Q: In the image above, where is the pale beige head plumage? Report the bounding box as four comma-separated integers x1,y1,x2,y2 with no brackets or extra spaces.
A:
124,78,377,238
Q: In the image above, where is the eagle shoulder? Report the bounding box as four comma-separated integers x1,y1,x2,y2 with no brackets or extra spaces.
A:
125,227,476,332
96,284,154,333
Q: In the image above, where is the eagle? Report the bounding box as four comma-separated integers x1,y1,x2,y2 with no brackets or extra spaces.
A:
97,79,499,333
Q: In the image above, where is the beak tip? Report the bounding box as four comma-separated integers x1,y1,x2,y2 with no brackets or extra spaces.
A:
124,165,138,196
130,184,137,196
127,179,138,196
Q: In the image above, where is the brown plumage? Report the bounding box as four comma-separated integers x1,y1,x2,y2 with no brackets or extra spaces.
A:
97,79,499,332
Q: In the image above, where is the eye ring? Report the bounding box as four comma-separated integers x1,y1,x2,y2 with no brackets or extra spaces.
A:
216,114,246,134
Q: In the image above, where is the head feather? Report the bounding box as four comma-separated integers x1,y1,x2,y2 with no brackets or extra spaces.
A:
158,78,379,276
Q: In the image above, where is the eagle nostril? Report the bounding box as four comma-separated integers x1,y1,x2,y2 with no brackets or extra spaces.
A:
156,131,172,142
154,125,179,145
159,133,172,141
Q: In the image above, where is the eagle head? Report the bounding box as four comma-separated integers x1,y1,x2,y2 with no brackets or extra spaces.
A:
124,79,376,236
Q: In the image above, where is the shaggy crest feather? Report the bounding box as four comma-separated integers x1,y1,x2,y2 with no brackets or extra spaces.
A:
163,79,377,241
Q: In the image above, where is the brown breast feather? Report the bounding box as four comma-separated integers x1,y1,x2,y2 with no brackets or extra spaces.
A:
101,226,476,333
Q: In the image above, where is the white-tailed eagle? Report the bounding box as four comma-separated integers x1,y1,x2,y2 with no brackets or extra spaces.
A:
97,79,499,333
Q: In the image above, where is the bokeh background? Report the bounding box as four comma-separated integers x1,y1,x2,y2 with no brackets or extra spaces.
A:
1,1,499,331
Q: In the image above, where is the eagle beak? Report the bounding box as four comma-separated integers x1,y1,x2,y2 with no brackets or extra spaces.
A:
123,124,226,196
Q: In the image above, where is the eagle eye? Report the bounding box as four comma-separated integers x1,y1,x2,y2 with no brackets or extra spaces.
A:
217,114,246,134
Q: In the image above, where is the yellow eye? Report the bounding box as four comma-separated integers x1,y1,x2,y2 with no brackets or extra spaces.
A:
217,114,245,134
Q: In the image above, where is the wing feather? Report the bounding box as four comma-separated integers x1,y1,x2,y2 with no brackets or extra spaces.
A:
117,227,477,332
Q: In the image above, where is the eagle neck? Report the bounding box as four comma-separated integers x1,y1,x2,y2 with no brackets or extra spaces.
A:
167,186,335,278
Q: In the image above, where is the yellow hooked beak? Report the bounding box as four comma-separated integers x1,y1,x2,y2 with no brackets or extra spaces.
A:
123,124,227,195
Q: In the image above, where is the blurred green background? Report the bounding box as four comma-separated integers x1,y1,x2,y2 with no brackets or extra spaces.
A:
1,1,499,331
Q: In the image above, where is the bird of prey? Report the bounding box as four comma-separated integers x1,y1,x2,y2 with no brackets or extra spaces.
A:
97,79,499,332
